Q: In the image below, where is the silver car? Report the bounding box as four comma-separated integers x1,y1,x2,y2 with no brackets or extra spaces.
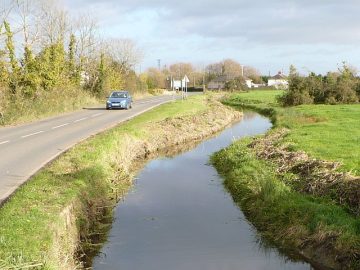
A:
106,91,133,110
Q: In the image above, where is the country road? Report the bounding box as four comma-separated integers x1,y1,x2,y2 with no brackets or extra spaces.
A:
0,94,179,205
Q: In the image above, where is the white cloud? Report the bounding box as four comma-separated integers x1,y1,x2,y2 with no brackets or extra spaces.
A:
63,0,360,74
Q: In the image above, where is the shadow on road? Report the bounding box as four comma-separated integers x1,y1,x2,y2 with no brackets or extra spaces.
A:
83,107,107,110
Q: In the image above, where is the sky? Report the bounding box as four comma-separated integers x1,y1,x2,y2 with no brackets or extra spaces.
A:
63,0,360,75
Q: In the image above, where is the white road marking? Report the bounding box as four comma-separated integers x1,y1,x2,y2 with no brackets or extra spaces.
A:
137,99,165,105
91,113,104,118
21,131,44,138
0,140,10,145
74,117,88,123
52,123,69,130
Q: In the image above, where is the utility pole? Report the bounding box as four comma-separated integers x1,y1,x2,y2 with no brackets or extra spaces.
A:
139,64,142,92
157,59,161,70
203,65,206,93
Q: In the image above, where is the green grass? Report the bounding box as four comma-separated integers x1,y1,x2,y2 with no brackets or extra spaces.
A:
0,94,210,269
225,90,360,175
211,139,360,269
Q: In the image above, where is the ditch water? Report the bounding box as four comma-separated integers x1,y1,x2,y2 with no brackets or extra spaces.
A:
93,112,314,270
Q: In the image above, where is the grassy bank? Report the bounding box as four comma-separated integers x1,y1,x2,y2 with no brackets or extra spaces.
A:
212,89,360,268
0,94,241,269
211,139,360,269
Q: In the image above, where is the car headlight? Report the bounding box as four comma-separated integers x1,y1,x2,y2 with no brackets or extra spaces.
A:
107,101,111,104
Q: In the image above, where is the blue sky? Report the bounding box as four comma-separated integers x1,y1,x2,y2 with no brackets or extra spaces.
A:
63,0,360,75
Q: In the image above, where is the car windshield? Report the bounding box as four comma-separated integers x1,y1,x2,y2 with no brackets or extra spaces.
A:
111,92,127,98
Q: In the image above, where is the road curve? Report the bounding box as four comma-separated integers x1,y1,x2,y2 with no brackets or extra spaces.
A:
0,94,178,205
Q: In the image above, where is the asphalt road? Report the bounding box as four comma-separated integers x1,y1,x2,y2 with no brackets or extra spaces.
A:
0,94,178,205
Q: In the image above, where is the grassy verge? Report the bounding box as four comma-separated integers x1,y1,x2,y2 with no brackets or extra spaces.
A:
0,93,241,269
212,89,360,268
0,87,99,126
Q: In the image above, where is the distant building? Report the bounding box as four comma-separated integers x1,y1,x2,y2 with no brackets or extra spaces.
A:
244,78,253,88
208,75,253,90
251,83,267,88
207,75,228,90
268,71,288,89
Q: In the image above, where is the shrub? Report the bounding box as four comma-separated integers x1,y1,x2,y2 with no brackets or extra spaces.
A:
278,64,359,106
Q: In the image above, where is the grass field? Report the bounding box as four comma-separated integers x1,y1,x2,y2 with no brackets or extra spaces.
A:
225,90,360,175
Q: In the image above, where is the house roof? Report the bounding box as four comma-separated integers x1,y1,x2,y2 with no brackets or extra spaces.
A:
211,75,229,83
271,71,287,80
210,75,251,83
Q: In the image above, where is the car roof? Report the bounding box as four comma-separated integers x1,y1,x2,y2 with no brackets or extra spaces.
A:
111,90,129,93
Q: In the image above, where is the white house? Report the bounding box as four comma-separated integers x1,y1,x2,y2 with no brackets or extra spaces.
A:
245,78,253,88
268,72,288,89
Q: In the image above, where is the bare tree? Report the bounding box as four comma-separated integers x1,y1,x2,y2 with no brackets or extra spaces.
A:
206,62,223,77
243,65,262,83
105,38,143,73
169,62,194,79
39,0,68,45
13,0,43,48
73,12,99,61
0,0,13,37
222,59,243,78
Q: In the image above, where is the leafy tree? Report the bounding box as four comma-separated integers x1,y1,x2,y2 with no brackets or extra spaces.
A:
278,65,313,106
94,53,106,96
4,21,20,94
224,76,245,91
0,49,9,87
261,76,269,84
146,67,166,89
306,72,324,103
105,59,124,91
68,34,80,84
20,46,40,97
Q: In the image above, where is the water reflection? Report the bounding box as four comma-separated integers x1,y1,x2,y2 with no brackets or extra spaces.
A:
93,113,315,270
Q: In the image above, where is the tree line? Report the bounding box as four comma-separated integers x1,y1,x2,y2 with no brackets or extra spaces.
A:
279,64,360,106
143,59,262,90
